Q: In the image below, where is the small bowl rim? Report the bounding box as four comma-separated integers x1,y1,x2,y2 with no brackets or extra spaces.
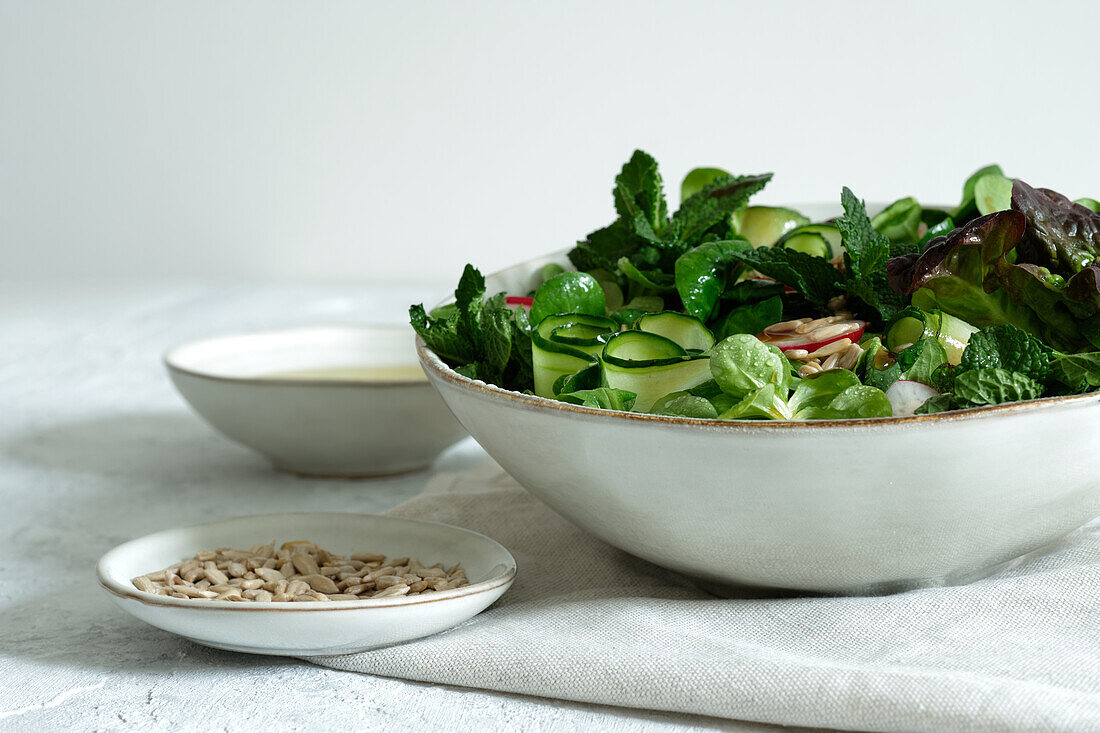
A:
164,324,430,389
96,511,517,613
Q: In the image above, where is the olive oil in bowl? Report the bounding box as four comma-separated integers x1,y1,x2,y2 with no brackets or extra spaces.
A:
263,365,427,382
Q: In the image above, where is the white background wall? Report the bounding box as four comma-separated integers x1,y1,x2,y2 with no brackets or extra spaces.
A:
3,1,1099,286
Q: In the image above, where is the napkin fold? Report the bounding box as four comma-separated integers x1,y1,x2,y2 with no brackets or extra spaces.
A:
306,463,1100,732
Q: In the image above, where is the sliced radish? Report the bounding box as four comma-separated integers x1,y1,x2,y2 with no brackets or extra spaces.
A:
505,296,533,310
885,380,939,417
757,319,866,353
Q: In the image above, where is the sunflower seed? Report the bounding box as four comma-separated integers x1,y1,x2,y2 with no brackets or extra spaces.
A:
303,574,339,594
373,584,410,598
291,553,320,576
807,338,853,359
807,322,860,342
764,318,811,334
132,576,155,593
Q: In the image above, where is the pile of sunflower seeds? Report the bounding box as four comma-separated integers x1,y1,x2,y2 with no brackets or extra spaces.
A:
763,314,866,376
131,540,468,602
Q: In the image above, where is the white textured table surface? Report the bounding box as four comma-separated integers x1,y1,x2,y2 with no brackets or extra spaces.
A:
0,281,817,733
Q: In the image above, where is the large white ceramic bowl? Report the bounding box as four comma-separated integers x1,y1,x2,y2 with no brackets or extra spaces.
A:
97,512,516,656
416,205,1100,594
167,325,468,477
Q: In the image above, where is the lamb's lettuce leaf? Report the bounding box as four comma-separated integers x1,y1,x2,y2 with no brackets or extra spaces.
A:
649,391,720,419
787,369,892,419
709,333,791,398
556,387,637,411
915,393,956,414
719,382,789,420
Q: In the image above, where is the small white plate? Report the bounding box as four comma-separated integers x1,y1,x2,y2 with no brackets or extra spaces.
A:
96,512,516,656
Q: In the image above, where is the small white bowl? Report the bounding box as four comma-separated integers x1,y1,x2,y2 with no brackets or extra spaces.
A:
96,512,516,656
166,325,468,477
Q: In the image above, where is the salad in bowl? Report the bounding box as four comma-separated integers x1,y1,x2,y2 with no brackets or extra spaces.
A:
408,152,1100,593
411,151,1100,422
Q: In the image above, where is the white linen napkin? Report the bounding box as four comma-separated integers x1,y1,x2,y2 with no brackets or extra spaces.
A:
306,462,1100,732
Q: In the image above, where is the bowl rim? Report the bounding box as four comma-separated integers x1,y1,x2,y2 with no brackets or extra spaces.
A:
164,324,430,389
416,245,1100,429
96,511,517,612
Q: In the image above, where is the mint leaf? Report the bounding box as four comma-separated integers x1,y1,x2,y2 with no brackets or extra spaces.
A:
727,245,844,308
409,303,473,364
954,368,1043,407
839,187,891,281
838,187,904,321
410,264,531,390
672,173,773,245
618,257,676,292
504,306,534,388
614,150,668,238
957,324,1056,383
568,220,640,273
479,307,513,382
